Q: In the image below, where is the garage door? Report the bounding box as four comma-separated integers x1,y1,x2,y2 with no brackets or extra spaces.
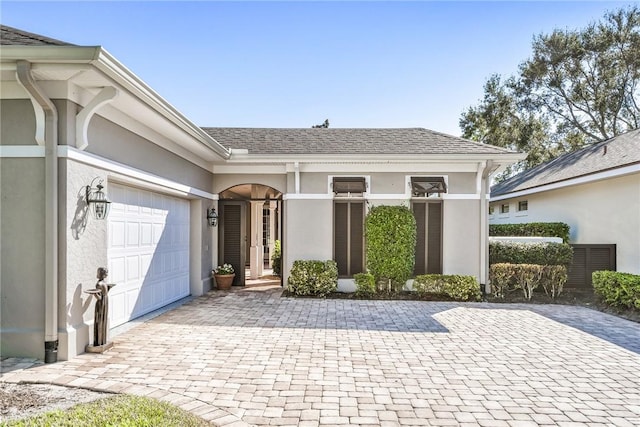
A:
108,183,190,327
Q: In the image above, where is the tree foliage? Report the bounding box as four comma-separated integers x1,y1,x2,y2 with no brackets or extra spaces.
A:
461,5,640,178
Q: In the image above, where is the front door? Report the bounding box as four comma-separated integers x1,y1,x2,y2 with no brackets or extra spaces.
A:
219,201,246,286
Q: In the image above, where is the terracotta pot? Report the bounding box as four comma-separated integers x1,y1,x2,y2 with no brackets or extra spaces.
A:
214,273,235,290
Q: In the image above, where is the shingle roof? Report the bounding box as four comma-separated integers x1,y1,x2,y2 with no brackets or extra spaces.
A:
201,127,516,155
492,129,640,196
0,25,73,46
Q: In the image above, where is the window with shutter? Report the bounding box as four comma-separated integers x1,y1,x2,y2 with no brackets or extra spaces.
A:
334,200,364,277
411,177,447,198
412,200,442,275
333,177,366,197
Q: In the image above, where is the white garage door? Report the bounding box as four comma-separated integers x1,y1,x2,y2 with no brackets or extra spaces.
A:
108,183,190,328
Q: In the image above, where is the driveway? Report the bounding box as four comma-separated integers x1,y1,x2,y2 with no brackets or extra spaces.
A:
2,288,640,426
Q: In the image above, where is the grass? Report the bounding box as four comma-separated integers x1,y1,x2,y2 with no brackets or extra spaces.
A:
3,395,210,427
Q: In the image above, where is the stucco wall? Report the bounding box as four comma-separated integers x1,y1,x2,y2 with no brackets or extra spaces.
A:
86,113,213,192
443,199,481,278
0,158,46,359
0,99,37,145
283,199,333,284
489,173,640,274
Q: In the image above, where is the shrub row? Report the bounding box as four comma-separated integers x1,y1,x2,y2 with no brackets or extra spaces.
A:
593,271,640,311
489,263,568,299
287,260,337,297
489,241,573,267
489,222,570,243
354,273,376,297
413,275,482,301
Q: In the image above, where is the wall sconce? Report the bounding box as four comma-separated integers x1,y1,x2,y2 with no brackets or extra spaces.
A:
207,207,218,227
85,178,111,220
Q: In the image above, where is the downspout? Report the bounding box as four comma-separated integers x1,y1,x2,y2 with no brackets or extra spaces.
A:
16,60,59,363
294,162,300,194
477,160,493,295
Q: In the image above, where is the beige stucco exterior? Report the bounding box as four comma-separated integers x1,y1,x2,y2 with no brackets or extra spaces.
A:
490,172,640,274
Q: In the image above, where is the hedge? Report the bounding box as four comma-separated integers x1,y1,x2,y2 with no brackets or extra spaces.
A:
271,240,282,276
413,275,481,301
287,260,338,297
489,241,573,267
365,205,416,292
489,263,568,299
354,273,376,297
593,271,640,311
489,222,570,243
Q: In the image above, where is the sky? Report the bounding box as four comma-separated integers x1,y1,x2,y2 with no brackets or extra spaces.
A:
1,1,635,136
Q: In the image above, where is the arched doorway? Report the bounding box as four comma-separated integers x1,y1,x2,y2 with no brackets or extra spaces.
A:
218,184,283,286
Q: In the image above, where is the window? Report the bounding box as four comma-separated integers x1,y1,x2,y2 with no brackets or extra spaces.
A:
500,204,510,214
333,177,366,197
334,200,364,276
518,200,528,212
411,176,447,197
489,206,495,215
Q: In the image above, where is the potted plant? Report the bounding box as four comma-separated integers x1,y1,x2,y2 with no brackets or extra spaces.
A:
213,263,235,290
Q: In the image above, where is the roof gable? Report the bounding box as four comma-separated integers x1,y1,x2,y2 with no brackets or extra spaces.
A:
492,129,640,196
0,25,73,46
202,127,516,156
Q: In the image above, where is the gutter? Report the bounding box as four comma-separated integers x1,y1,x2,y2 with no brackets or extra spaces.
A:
16,60,59,363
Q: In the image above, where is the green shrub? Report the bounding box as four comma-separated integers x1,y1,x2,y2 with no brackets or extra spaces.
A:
593,271,640,310
490,222,570,243
271,240,282,276
354,272,376,297
365,205,416,292
540,265,568,299
489,263,516,298
489,241,573,267
513,264,544,300
287,260,338,297
413,275,482,301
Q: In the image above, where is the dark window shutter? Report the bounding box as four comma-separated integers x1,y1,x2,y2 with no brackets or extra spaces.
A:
413,202,426,275
334,202,349,276
222,204,242,284
349,202,364,275
333,177,366,195
427,202,442,274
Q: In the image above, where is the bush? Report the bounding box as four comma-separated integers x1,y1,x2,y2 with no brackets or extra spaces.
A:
490,263,567,300
540,265,567,298
271,240,282,276
489,241,573,267
365,205,416,292
490,222,570,243
593,271,640,310
413,275,482,301
287,260,338,297
354,273,376,297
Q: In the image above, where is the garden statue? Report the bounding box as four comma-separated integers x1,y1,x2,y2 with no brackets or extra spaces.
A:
85,267,116,352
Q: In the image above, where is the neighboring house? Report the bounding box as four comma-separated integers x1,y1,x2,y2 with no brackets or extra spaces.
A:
490,129,640,286
0,25,523,362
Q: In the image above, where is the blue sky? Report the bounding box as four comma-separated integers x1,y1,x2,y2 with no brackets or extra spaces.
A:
1,1,634,136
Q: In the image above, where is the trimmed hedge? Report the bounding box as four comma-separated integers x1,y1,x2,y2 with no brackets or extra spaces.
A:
287,260,338,297
271,240,282,276
413,275,482,301
489,263,568,299
354,273,376,297
489,241,573,267
365,205,416,292
593,271,640,311
489,222,570,243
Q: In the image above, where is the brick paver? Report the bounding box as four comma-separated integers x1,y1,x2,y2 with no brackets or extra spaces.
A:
2,287,639,426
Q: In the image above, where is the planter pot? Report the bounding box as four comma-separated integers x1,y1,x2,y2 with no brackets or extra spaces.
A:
214,273,235,290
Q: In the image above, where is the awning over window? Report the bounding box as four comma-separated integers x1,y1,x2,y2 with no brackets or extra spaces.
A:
411,176,447,197
333,177,366,195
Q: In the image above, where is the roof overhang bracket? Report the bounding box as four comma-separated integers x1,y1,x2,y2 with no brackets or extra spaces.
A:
76,86,119,151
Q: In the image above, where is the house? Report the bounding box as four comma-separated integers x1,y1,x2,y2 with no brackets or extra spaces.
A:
0,25,523,362
489,129,640,286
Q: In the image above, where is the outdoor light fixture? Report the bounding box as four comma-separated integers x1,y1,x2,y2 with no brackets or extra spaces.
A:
207,207,218,227
85,178,111,220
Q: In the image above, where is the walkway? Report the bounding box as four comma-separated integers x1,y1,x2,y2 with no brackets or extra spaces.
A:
2,288,640,426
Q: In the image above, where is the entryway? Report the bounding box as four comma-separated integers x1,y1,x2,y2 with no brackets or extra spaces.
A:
218,184,283,286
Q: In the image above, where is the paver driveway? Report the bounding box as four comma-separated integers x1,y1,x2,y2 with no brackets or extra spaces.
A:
2,287,640,426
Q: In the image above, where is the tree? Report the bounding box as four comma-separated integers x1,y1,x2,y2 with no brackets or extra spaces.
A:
461,5,640,178
312,119,330,128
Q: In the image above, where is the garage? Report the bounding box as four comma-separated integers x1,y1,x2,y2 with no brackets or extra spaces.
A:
107,183,190,327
